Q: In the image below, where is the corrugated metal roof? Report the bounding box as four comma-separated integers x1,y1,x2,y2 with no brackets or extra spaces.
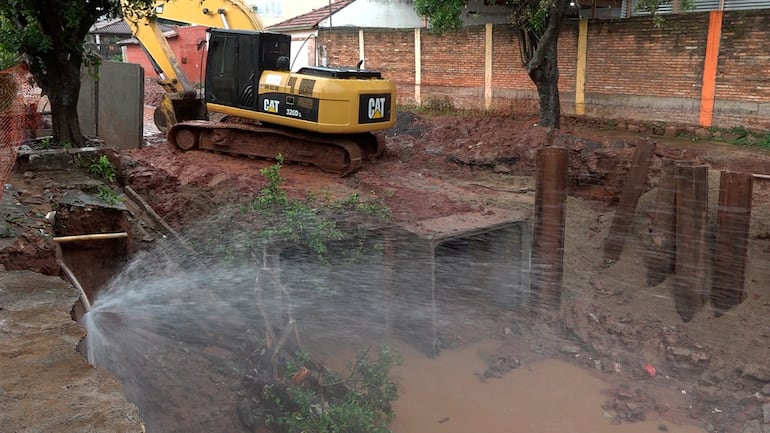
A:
623,0,769,16
267,0,356,31
723,0,770,10
690,0,721,12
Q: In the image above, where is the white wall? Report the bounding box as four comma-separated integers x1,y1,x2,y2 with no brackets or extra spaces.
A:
319,0,423,28
247,0,330,27
287,30,319,71
456,0,515,26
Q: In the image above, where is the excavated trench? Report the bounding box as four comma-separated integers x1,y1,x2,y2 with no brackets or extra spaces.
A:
61,191,544,432
40,139,761,433
44,127,763,433
57,204,133,320
59,199,712,433
7,108,770,432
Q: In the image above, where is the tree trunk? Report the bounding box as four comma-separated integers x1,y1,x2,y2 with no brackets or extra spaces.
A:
521,0,569,129
45,60,86,147
529,46,561,129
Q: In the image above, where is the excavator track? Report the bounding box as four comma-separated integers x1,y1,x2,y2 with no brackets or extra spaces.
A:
168,120,385,176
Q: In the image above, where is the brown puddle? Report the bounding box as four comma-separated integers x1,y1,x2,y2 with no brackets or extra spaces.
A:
388,340,706,433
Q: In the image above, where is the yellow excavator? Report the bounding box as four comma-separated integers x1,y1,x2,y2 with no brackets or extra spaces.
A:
121,0,396,174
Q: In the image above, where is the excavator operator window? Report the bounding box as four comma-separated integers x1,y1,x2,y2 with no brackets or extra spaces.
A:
205,35,237,106
260,34,291,72
236,35,258,109
206,30,262,110
206,30,289,109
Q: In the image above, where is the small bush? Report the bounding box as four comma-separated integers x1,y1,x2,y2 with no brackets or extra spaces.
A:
77,154,116,183
265,346,400,433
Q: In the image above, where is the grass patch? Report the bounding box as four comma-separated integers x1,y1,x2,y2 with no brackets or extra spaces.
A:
711,126,770,149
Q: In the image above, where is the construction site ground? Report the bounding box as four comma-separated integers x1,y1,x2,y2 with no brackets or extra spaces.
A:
1,83,770,432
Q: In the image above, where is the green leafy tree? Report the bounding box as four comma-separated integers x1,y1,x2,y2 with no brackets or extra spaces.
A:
414,0,681,128
0,0,154,147
0,18,21,69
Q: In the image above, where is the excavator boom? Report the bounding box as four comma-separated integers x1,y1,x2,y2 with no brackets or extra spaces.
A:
121,0,263,93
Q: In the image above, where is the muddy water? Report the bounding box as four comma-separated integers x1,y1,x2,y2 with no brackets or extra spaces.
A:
386,340,706,433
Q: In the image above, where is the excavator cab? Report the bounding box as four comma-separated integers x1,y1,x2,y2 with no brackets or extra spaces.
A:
205,29,291,111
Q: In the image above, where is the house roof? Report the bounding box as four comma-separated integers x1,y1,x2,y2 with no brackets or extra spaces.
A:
267,0,356,31
90,18,132,35
117,24,182,46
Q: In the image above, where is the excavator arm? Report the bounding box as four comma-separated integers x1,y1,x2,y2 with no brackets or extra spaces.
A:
120,0,266,130
121,0,265,34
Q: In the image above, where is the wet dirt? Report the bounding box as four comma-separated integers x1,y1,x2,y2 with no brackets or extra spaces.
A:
389,339,706,433
1,79,770,432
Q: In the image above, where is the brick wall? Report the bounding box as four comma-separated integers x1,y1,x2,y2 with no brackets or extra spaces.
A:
713,12,770,128
583,14,709,124
125,12,770,129
318,28,361,69
319,10,770,129
125,26,208,85
319,28,419,101
587,14,708,100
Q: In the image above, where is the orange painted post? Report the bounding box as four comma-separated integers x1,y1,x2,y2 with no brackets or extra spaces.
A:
711,171,753,316
530,147,568,312
699,11,723,128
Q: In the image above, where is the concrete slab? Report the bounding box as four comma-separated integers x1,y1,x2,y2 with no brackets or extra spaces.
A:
390,209,531,356
0,270,144,432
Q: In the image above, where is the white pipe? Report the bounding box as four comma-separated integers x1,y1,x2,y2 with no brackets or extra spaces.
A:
219,10,230,29
58,259,92,313
53,232,129,243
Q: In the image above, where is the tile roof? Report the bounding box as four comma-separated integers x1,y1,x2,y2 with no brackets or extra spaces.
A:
267,0,356,31
90,18,131,35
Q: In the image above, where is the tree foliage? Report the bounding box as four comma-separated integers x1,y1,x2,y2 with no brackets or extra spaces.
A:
0,18,21,70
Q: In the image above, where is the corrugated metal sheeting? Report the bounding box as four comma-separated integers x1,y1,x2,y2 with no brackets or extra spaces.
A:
691,0,721,12
620,0,770,16
723,0,770,10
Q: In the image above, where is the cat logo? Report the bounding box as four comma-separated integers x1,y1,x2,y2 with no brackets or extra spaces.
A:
368,97,386,120
358,94,390,124
264,99,280,113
